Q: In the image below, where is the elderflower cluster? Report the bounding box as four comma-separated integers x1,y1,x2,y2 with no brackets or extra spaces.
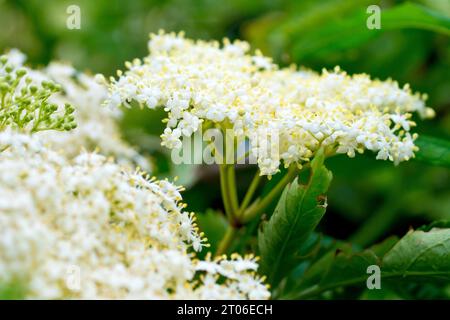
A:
107,31,434,175
0,131,269,299
3,49,148,169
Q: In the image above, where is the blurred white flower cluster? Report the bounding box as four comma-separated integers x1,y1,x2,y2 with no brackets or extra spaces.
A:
4,49,148,169
107,31,434,175
0,131,269,299
0,52,269,299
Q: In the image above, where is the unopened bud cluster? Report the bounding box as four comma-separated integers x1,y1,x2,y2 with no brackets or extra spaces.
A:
0,55,76,133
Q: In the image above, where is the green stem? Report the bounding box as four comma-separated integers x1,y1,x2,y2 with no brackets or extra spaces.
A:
219,164,239,220
238,170,261,217
215,227,238,256
219,164,234,221
241,165,299,223
226,165,239,214
216,164,241,257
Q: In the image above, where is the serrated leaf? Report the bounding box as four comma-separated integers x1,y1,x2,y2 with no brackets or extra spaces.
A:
418,220,450,231
285,228,450,299
383,228,450,279
258,148,332,288
369,235,399,256
414,135,450,168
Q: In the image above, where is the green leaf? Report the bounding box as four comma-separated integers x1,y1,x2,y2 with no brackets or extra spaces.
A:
418,220,450,231
258,148,333,288
382,228,450,279
245,0,374,58
285,227,450,299
369,235,399,256
280,233,352,297
290,2,450,60
414,135,450,168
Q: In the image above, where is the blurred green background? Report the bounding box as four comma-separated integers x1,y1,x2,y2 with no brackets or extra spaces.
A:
1,0,448,250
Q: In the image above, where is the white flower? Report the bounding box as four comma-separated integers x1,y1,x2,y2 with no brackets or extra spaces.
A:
0,132,269,300
390,113,412,131
2,50,149,170
107,32,433,175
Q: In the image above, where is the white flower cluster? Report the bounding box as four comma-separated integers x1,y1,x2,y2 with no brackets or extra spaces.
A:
0,131,269,299
4,49,148,169
107,31,434,175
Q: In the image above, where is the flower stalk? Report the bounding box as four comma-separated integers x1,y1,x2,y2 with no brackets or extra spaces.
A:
216,163,301,256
